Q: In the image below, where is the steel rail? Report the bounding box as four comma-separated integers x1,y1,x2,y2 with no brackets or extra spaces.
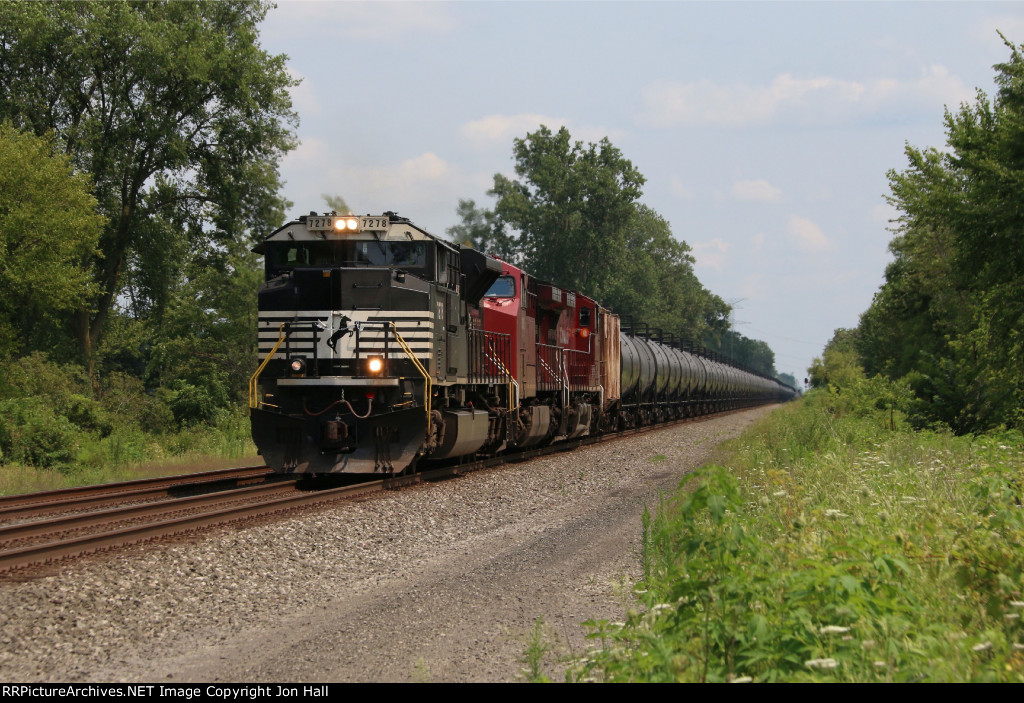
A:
0,479,389,575
0,479,301,546
0,466,273,521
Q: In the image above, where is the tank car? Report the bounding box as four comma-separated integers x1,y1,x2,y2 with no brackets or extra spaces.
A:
249,210,796,476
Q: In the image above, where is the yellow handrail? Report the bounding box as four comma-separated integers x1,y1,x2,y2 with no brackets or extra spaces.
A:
249,323,287,409
388,322,434,432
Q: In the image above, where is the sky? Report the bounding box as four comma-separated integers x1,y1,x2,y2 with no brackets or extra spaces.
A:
257,1,1024,384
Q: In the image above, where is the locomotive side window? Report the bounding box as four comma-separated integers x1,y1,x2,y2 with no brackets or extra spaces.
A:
579,306,592,327
484,275,516,298
354,241,426,267
389,241,425,267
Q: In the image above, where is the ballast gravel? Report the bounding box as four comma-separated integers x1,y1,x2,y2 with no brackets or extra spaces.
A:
0,407,775,683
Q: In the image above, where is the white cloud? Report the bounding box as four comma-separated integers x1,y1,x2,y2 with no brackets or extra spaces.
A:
357,152,452,191
692,238,733,271
460,114,569,147
749,232,765,252
670,176,695,200
638,67,973,128
733,179,782,203
787,216,830,252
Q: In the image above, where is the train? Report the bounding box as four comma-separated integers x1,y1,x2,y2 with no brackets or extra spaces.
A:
249,211,796,475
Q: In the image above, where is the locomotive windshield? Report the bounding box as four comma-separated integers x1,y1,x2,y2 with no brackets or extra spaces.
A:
484,275,516,298
268,241,427,273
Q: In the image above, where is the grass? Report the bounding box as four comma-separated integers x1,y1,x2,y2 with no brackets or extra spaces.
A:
572,394,1024,682
0,408,260,496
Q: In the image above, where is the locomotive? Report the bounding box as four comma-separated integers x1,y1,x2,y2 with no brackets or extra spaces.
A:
249,211,795,475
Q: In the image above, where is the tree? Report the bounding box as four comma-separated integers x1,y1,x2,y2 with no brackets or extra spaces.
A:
490,125,645,300
475,125,780,370
0,124,104,357
603,205,727,343
0,0,298,374
857,35,1024,432
445,199,516,260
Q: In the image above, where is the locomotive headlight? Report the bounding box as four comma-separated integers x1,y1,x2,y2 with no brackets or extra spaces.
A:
333,217,361,232
366,356,384,375
289,358,307,376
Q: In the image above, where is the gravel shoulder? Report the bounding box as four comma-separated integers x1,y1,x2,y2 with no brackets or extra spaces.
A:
0,406,775,683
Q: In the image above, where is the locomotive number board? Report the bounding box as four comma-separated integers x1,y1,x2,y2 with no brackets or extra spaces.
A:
305,215,390,232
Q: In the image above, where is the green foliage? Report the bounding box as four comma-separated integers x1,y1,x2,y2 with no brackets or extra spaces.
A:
705,329,778,377
445,198,516,260
478,125,769,351
521,617,554,683
856,36,1024,433
0,123,103,356
0,0,297,367
573,399,1024,682
0,397,80,470
491,125,645,302
0,2,275,486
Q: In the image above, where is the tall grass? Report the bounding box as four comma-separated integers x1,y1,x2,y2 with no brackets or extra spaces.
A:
574,396,1024,682
0,407,258,496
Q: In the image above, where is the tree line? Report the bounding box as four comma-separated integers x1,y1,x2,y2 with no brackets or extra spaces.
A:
446,125,780,378
0,0,294,467
811,35,1024,433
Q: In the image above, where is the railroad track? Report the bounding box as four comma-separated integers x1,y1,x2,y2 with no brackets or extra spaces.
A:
0,465,273,520
0,408,753,577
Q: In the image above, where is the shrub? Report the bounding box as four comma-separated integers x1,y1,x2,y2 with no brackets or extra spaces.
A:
0,396,80,469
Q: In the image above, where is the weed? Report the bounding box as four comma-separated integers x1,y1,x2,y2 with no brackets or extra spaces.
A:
412,657,431,683
575,395,1024,682
521,617,553,682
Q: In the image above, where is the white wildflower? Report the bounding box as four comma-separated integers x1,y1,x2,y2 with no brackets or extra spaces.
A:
861,640,876,649
1013,644,1024,651
873,661,887,668
773,490,787,497
972,641,992,652
1009,600,1024,608
730,676,753,683
1005,613,1020,620
824,509,845,518
805,658,839,669
649,604,674,613
820,625,851,634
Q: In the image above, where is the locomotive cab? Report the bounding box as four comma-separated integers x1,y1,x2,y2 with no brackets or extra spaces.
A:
250,212,500,475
